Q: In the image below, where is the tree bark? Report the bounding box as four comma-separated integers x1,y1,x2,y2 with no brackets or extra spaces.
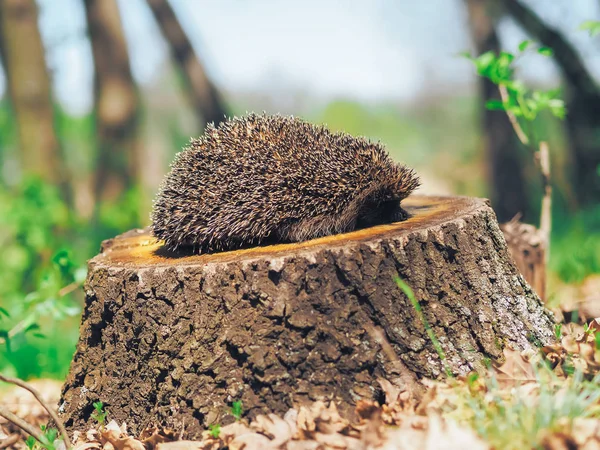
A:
83,0,140,202
500,0,600,206
145,0,228,128
59,195,555,438
0,0,67,191
465,0,530,222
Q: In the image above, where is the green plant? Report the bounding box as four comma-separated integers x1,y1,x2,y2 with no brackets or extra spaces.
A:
231,400,243,421
24,425,60,450
579,20,600,36
394,277,452,376
464,40,566,274
457,368,600,450
208,423,221,438
554,323,563,340
91,401,108,426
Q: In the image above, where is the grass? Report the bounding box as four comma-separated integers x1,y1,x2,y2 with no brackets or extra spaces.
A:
454,369,600,449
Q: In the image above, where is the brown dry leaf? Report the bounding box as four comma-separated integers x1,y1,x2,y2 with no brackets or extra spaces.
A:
313,431,361,450
493,347,536,387
250,413,295,447
206,421,253,446
382,414,489,450
157,441,204,450
285,440,321,450
297,401,351,438
140,426,178,449
72,443,102,450
377,378,401,407
229,433,274,450
354,401,385,447
540,417,600,450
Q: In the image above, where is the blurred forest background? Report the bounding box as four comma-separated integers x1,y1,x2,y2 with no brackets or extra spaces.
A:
0,0,598,380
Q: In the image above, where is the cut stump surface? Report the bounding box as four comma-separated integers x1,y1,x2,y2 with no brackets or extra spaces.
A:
59,195,555,438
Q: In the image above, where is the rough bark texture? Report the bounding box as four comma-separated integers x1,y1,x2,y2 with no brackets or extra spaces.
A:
145,0,228,128
465,0,530,222
501,0,600,206
0,0,67,192
83,0,140,202
59,196,555,439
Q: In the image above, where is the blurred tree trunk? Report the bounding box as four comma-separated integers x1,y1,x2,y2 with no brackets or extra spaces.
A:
465,0,529,222
83,0,140,203
145,0,227,128
0,0,68,193
500,0,600,207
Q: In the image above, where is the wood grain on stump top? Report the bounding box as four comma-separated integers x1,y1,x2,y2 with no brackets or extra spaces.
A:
60,195,555,438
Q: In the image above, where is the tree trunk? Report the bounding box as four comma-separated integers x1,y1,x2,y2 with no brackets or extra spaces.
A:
465,0,530,222
83,0,140,202
500,0,600,206
0,0,67,192
145,0,228,128
59,195,555,439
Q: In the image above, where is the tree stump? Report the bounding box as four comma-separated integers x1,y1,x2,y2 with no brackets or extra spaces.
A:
59,195,555,438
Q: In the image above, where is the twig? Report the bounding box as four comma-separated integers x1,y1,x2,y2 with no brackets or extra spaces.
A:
0,405,48,445
498,84,530,146
366,325,424,398
0,374,72,448
58,280,83,298
0,433,20,449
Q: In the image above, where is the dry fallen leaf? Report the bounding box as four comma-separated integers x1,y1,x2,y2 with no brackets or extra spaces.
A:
493,347,537,387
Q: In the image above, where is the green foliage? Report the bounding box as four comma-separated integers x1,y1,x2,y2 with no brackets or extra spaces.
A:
554,323,563,340
458,369,600,450
464,42,566,125
551,204,600,283
208,424,221,439
24,425,60,450
579,20,600,37
91,401,108,426
0,176,141,379
231,400,243,421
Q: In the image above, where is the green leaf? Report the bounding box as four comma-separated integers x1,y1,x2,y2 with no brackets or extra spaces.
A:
25,436,36,450
209,424,221,439
538,46,554,57
518,40,532,52
475,51,496,76
579,20,600,37
548,99,566,119
24,323,41,334
458,50,473,59
485,100,506,111
507,105,524,117
0,330,11,352
0,307,9,319
231,400,243,420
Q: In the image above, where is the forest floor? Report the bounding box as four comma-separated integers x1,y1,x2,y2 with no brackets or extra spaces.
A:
1,280,599,450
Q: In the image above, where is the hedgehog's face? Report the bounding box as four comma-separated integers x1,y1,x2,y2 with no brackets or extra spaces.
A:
355,199,409,229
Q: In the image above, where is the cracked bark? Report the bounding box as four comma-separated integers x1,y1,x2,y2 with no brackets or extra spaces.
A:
59,196,555,438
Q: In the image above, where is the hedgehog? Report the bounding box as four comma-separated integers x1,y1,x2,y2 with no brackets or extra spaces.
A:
151,113,420,253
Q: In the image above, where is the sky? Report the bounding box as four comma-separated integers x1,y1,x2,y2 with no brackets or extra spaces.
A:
1,0,599,116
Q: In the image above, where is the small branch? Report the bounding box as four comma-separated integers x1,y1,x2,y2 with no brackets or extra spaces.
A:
0,374,72,448
0,405,48,445
58,280,83,298
498,85,530,146
0,433,20,449
365,325,424,398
